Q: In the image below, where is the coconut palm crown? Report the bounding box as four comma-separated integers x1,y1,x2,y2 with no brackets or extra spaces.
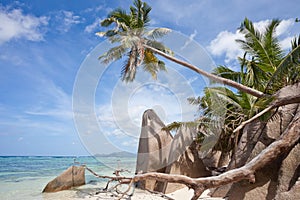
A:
97,0,172,82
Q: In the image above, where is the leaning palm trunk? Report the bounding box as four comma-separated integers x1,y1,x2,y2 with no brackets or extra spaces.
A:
144,44,265,98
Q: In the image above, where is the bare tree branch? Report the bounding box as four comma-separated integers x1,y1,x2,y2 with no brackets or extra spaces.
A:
85,98,300,200
132,111,300,199
234,93,300,133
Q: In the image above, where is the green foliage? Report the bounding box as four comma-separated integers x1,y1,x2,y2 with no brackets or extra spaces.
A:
265,35,300,94
184,19,300,153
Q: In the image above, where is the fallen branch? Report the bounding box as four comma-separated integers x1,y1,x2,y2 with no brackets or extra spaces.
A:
233,105,273,133
132,111,300,199
85,166,130,181
85,104,300,200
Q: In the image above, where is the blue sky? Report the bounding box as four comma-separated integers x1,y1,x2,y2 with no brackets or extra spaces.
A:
0,0,299,156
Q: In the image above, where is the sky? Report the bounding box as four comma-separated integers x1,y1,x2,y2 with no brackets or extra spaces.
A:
0,0,299,156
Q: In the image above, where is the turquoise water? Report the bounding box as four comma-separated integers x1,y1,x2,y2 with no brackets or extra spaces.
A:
0,156,136,200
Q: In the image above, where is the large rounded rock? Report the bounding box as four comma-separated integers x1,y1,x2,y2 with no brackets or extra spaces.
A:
42,165,85,193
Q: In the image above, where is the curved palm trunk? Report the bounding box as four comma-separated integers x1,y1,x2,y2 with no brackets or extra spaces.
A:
144,44,265,98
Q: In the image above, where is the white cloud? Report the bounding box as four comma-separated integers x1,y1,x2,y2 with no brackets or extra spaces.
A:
0,6,48,44
276,19,294,36
279,36,294,50
253,19,270,33
85,18,101,33
207,30,244,63
56,10,81,32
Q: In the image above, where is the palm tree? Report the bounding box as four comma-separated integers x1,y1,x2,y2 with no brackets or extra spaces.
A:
188,18,300,156
98,0,264,98
97,0,172,82
236,18,300,94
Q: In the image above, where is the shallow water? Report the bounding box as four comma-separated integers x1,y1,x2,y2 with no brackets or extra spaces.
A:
0,156,136,200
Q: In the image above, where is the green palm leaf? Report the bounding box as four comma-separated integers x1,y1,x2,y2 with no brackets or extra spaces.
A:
212,65,242,83
265,36,300,94
237,18,283,73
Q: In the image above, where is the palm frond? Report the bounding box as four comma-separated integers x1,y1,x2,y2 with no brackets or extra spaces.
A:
292,35,300,49
187,96,202,105
208,87,242,109
265,40,300,94
237,18,278,73
146,28,171,40
141,1,152,26
107,8,131,28
162,121,181,131
263,19,284,68
100,16,129,36
131,0,151,28
212,65,242,83
244,60,269,91
98,44,128,64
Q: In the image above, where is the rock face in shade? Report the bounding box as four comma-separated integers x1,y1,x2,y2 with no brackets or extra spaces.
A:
211,83,300,199
136,109,210,193
42,166,85,193
275,143,300,200
162,127,211,193
136,109,173,191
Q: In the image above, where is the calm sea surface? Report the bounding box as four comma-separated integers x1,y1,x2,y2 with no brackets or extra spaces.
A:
0,156,136,200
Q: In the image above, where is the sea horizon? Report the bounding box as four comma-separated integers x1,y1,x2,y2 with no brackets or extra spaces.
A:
0,156,137,199
0,150,137,157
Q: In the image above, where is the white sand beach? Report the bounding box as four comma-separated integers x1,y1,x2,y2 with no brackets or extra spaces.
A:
84,187,225,200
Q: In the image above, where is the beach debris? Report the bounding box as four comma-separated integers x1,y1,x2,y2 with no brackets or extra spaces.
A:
42,165,85,192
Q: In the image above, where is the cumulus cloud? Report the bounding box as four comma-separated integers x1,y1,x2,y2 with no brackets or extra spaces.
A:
275,19,294,36
0,6,48,44
208,18,296,63
207,30,244,63
279,36,294,50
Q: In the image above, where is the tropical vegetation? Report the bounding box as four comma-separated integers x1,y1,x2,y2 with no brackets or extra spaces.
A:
188,18,300,157
98,0,300,160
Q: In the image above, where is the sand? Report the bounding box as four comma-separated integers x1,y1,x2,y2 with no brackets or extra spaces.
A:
84,187,225,200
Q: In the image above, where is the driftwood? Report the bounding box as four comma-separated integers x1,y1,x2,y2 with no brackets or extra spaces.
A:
133,110,300,199
84,86,300,199
85,109,299,200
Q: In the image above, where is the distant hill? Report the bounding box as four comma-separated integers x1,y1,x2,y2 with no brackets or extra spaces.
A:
94,151,136,158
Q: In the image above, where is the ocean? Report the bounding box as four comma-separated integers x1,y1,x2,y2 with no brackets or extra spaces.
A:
0,156,137,200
